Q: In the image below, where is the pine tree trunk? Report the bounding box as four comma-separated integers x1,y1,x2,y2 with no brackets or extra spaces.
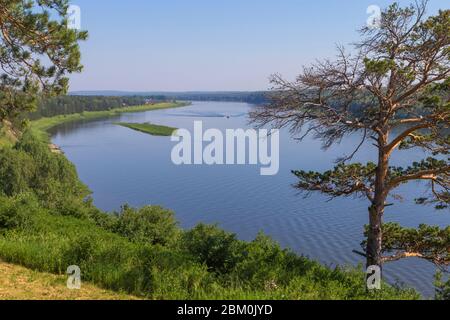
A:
366,132,389,272
367,205,383,268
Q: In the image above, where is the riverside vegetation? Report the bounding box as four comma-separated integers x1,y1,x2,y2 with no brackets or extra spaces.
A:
0,128,423,300
115,122,178,137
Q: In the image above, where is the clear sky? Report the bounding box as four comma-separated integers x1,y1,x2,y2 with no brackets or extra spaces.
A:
68,0,449,92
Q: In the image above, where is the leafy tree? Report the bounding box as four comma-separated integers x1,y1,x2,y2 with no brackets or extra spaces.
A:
251,1,449,274
30,95,166,119
0,0,87,125
0,130,92,219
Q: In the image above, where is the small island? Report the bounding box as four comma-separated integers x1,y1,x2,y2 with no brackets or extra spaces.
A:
115,122,178,136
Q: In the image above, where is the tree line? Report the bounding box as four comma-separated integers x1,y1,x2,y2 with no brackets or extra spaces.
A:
28,95,168,120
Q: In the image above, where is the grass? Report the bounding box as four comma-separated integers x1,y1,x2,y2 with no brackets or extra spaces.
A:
115,122,178,136
0,204,420,300
0,260,139,300
29,101,189,142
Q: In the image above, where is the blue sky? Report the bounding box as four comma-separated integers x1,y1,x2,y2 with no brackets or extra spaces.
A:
68,0,449,92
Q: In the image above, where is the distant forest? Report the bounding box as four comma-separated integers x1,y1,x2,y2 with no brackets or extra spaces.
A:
160,92,268,104
29,95,167,119
28,92,269,119
70,91,270,104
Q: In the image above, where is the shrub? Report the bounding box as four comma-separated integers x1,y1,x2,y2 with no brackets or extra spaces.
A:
182,224,243,274
0,193,38,232
234,233,314,288
0,130,95,220
0,148,35,196
113,205,180,246
15,130,90,205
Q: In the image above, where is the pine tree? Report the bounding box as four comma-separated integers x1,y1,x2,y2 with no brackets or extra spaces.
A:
0,0,87,125
251,1,449,274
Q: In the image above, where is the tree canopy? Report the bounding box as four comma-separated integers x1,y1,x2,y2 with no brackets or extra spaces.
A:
0,0,87,125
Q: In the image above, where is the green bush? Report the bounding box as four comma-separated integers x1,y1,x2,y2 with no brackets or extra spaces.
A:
182,224,244,274
0,193,38,232
15,130,90,205
234,233,314,288
113,205,180,246
0,130,96,220
0,148,35,196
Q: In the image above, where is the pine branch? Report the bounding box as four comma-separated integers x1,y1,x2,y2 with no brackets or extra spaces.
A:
362,223,450,267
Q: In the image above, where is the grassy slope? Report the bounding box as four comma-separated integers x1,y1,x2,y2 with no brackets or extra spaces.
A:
30,101,188,141
0,260,138,300
0,206,419,300
115,122,178,136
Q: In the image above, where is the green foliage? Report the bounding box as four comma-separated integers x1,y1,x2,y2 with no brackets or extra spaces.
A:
364,58,396,76
182,224,243,274
113,205,180,246
362,223,450,265
0,193,38,232
435,272,450,300
0,0,87,123
0,147,36,195
389,157,449,178
0,130,93,219
389,157,449,210
234,233,313,288
115,122,178,137
292,162,377,199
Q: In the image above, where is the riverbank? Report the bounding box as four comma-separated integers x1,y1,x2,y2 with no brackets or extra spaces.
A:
30,101,189,141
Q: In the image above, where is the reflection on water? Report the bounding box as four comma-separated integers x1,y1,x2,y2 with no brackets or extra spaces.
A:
50,101,448,297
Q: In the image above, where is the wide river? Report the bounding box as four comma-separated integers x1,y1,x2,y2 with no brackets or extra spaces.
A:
50,101,448,297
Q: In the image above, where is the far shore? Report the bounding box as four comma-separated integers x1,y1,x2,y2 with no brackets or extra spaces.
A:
30,101,190,141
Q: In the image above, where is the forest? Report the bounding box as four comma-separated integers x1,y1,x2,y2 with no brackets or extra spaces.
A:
29,95,168,119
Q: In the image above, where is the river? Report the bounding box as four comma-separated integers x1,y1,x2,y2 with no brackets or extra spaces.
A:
49,101,448,297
